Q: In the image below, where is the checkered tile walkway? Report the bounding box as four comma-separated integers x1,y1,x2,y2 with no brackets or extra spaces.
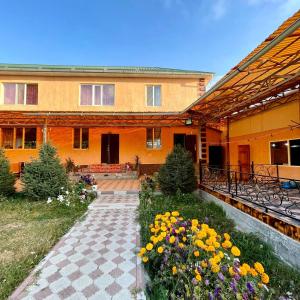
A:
98,180,140,193
11,194,145,300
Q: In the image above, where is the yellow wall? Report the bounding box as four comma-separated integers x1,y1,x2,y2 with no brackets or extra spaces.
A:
0,75,203,112
4,126,199,169
226,99,300,179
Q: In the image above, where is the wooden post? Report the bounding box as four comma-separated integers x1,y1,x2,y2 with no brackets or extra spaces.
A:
43,118,48,144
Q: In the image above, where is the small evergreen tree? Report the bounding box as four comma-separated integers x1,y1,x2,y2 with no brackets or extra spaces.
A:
0,148,15,196
23,143,68,200
158,145,197,195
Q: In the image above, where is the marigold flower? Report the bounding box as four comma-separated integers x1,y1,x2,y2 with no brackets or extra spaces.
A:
192,219,199,226
196,240,205,248
211,265,220,273
139,247,146,255
218,251,224,258
178,243,185,249
194,250,200,257
242,263,251,272
254,262,264,274
224,233,231,240
165,212,171,217
201,261,208,268
169,236,176,244
261,273,269,284
249,268,258,277
142,256,149,263
172,266,177,275
197,230,207,239
146,243,153,251
171,211,179,217
157,246,164,254
207,245,215,252
239,266,248,276
170,217,177,223
222,240,232,249
182,236,187,242
231,246,241,256
229,266,235,276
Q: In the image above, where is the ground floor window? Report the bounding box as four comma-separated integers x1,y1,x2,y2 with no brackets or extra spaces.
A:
146,128,161,149
73,128,89,149
270,139,300,166
0,127,37,149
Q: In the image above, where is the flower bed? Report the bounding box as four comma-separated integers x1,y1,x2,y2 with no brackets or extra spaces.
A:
139,211,270,299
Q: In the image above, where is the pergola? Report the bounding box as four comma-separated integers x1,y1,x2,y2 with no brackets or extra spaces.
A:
185,10,300,126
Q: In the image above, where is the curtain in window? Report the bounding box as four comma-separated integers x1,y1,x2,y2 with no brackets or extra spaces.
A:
146,128,153,148
147,86,154,106
17,84,25,104
80,85,93,105
81,128,89,149
94,86,101,105
2,128,14,149
154,86,161,106
73,128,81,149
26,84,38,105
4,83,16,104
153,128,161,148
103,85,115,105
15,128,23,148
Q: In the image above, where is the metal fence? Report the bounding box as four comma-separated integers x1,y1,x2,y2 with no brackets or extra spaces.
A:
199,162,300,223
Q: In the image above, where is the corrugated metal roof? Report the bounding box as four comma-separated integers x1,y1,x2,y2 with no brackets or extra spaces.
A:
0,63,213,77
187,9,300,123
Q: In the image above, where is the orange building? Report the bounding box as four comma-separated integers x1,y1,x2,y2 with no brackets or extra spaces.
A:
0,65,213,173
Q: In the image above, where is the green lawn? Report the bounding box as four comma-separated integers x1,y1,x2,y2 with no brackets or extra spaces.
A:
138,192,300,299
0,194,89,300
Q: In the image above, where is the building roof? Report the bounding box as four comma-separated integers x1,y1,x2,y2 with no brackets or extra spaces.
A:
186,10,300,124
0,63,213,79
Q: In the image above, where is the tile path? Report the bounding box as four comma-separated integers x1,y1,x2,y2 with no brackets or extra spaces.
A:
97,180,141,193
11,194,145,300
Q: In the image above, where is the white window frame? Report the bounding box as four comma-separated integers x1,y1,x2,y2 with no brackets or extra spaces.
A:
146,85,161,107
269,138,300,166
2,83,38,105
80,84,115,106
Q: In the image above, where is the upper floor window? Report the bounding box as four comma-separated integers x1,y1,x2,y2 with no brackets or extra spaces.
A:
1,127,37,149
80,84,114,106
146,128,161,149
73,128,89,149
146,85,161,106
3,83,38,105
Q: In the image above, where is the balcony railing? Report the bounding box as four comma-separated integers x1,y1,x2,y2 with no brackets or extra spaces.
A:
199,162,300,223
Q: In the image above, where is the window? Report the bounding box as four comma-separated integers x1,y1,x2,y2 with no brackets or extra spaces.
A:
290,139,300,166
73,128,89,149
80,84,114,106
147,85,161,106
3,83,38,105
1,128,37,149
146,128,161,149
270,141,288,165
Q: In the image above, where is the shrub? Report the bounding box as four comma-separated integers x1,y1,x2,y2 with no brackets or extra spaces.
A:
139,211,271,299
22,143,68,200
0,148,15,196
158,145,197,195
65,157,76,174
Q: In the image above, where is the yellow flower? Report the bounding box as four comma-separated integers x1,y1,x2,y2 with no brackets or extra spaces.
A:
150,228,156,233
249,268,258,277
218,251,224,258
239,266,247,276
146,243,153,251
142,256,149,263
222,240,232,249
171,211,179,217
157,246,164,254
229,267,235,276
172,266,177,275
242,263,250,272
170,217,177,223
201,261,208,268
213,242,220,248
161,231,167,238
191,225,198,232
161,226,167,232
139,247,146,255
211,265,220,273
201,224,209,231
231,246,241,256
254,262,264,275
169,236,176,244
165,212,171,217
224,233,231,240
194,250,200,257
196,240,205,248
197,230,207,239
207,245,215,252
158,235,164,242
195,274,202,281
261,273,269,284
192,219,199,226
178,243,185,249
182,236,187,242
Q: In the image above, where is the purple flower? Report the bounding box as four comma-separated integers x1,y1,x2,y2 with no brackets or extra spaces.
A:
218,272,225,282
205,279,210,286
197,266,202,273
214,287,221,297
205,217,209,223
221,265,228,273
230,280,238,293
208,292,213,300
234,274,241,281
242,292,249,300
246,282,255,294
192,278,198,285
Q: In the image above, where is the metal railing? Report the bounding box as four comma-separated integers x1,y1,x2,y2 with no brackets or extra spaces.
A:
199,162,300,223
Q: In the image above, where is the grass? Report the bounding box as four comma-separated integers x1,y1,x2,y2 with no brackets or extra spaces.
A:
138,191,300,299
0,193,89,300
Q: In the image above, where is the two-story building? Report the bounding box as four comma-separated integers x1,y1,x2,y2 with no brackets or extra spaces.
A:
0,65,213,173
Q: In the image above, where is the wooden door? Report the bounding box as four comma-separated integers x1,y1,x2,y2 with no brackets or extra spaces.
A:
185,135,197,162
101,134,119,164
238,145,250,181
174,134,186,148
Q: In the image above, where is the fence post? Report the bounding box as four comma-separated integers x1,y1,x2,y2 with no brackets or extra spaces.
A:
276,164,279,182
227,169,231,194
235,171,238,196
251,161,254,180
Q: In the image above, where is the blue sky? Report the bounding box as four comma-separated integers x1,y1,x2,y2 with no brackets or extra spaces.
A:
0,0,299,83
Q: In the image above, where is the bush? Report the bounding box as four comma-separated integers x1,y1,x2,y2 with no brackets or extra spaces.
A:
158,145,197,195
22,143,68,200
0,148,15,196
65,157,76,174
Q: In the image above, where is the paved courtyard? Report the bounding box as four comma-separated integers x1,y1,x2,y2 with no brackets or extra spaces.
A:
11,193,145,300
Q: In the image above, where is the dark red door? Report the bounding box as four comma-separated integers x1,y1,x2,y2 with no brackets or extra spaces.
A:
101,134,119,164
185,135,197,162
238,145,250,181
